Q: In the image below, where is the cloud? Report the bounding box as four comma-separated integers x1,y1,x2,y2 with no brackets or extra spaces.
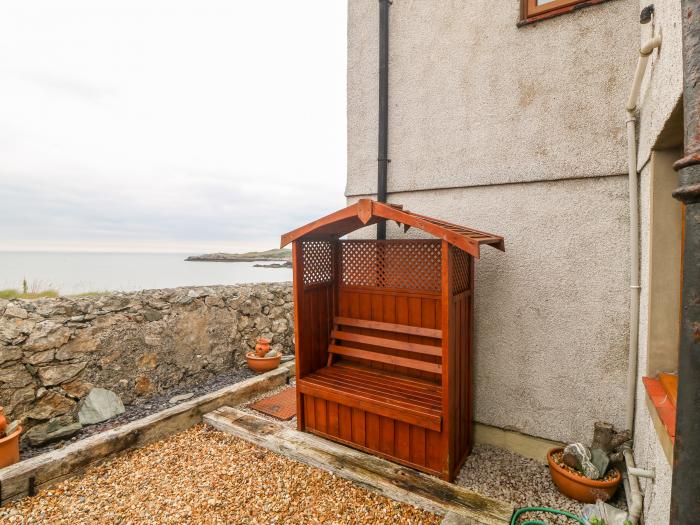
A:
0,0,347,252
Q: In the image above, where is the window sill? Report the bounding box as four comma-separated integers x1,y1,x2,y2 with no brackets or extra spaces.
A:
517,0,617,27
642,375,676,465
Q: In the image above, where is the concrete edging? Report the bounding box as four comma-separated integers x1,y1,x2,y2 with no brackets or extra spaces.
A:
0,361,295,505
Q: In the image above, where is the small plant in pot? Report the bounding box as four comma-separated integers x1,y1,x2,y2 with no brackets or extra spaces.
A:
246,337,281,373
548,422,630,504
0,406,22,469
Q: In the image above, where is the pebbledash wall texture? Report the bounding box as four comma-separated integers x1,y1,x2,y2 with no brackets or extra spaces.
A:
0,283,293,444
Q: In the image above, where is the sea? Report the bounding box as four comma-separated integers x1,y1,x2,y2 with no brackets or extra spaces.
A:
0,252,292,296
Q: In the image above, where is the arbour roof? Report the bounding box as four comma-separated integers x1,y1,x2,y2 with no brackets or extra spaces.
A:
280,199,504,258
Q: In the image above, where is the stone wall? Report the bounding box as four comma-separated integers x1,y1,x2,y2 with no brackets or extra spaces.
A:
0,283,293,443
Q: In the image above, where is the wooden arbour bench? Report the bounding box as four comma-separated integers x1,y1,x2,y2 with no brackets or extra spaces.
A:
281,199,504,480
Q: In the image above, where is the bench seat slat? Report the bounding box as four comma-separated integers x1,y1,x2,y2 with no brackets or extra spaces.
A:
306,372,441,410
331,330,442,357
329,344,442,374
335,316,442,339
314,362,442,400
298,380,442,432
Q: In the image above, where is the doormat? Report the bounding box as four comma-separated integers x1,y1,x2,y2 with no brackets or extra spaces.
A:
249,386,297,420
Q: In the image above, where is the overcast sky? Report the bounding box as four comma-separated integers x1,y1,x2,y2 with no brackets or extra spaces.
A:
0,1,347,253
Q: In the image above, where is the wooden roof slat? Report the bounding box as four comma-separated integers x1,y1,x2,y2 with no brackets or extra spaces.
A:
280,199,505,258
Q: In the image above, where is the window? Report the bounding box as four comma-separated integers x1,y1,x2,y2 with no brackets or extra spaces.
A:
641,148,684,465
520,0,610,24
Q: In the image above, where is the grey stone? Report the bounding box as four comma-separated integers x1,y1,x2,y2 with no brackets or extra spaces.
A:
142,308,163,322
0,346,22,365
78,388,125,425
5,420,20,437
26,392,75,420
38,362,87,386
4,303,28,319
24,349,55,365
0,318,33,343
169,392,195,404
24,321,71,351
25,416,82,446
0,364,33,387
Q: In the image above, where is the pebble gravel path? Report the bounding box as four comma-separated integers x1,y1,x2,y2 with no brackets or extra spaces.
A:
1,424,440,525
456,444,627,525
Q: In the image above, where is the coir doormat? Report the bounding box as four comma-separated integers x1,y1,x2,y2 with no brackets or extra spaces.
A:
249,386,297,421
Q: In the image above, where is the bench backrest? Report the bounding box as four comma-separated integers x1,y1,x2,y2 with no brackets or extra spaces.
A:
328,316,443,374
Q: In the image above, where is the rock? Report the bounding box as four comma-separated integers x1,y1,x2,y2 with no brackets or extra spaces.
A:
37,362,87,386
24,349,56,365
0,346,22,365
0,317,33,344
169,393,195,404
205,295,224,308
54,334,99,360
24,321,71,351
0,364,34,388
264,350,278,358
272,318,288,334
142,308,163,322
5,420,20,436
5,386,36,416
144,334,161,347
4,303,28,319
61,379,93,399
25,416,82,446
26,392,75,420
134,376,155,395
138,353,158,369
78,388,124,425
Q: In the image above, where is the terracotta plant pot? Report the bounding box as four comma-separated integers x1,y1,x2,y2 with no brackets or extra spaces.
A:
254,337,272,358
0,426,22,469
547,447,621,503
246,351,281,373
0,407,7,435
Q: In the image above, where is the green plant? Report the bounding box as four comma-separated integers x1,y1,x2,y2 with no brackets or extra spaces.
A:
0,288,59,299
22,278,28,295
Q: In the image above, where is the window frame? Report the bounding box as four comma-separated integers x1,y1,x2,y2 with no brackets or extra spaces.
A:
525,0,585,17
519,0,614,25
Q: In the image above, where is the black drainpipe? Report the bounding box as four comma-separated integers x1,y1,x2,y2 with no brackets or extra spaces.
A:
670,1,700,522
377,0,390,240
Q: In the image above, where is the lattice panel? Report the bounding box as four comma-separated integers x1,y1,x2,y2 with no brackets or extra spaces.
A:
340,240,441,292
451,246,471,294
301,241,333,286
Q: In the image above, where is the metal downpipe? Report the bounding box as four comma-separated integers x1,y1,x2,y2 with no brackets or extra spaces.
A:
377,0,389,240
670,1,700,522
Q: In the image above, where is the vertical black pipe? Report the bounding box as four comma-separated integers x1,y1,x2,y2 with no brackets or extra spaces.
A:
377,0,390,240
670,1,700,522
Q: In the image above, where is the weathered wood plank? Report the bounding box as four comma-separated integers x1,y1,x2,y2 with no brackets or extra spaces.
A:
204,407,512,525
0,363,294,504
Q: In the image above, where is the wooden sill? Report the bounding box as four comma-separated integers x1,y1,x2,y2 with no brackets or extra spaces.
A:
642,374,677,465
518,0,617,27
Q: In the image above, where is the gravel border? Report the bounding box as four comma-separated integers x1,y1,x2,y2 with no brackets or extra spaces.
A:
21,367,255,460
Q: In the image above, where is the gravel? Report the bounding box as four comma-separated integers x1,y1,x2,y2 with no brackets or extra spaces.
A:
21,368,255,460
2,424,440,525
455,444,628,524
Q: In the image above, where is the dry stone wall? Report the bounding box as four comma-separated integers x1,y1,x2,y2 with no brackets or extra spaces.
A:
0,283,293,443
